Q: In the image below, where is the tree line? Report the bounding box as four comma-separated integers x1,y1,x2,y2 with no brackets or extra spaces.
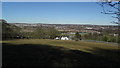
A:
1,19,60,40
1,19,119,43
83,32,120,43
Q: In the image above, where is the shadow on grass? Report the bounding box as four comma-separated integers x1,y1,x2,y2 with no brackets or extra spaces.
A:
89,47,120,62
2,43,119,68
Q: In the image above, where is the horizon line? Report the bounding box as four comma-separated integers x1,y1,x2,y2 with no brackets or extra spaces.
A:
8,22,118,26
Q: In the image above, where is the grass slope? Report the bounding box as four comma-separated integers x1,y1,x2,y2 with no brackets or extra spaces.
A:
2,39,120,68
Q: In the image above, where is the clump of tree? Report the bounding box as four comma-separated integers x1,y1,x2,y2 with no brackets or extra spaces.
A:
1,19,60,40
83,32,119,43
32,27,60,39
83,33,99,40
1,19,21,40
74,32,82,41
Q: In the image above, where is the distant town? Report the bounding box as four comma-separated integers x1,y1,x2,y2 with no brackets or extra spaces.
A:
1,19,119,43
10,22,119,36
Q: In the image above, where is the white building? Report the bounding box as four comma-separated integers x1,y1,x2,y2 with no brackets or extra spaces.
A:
61,37,69,40
55,37,60,40
54,36,70,40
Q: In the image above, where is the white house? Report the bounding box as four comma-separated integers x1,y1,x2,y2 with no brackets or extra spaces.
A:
55,37,60,40
54,36,70,40
61,37,69,40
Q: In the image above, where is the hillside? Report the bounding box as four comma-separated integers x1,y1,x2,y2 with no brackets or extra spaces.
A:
2,39,120,68
1,19,21,40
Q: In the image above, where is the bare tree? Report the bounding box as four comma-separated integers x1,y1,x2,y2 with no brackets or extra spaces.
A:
98,0,120,43
98,0,120,24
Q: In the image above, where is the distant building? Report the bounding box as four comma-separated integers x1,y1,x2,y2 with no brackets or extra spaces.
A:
113,34,118,36
61,37,69,40
85,27,93,29
55,37,60,40
54,36,70,40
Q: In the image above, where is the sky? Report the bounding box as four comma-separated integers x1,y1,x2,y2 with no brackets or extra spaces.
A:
2,0,99,2
2,2,117,25
0,2,2,19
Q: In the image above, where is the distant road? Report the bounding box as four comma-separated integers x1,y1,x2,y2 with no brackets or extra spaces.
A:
82,40,119,46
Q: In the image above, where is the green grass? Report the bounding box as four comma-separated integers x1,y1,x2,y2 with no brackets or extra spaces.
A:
3,39,119,52
2,39,120,67
3,39,119,61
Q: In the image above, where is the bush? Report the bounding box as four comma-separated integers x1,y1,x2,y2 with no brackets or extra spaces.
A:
102,36,108,42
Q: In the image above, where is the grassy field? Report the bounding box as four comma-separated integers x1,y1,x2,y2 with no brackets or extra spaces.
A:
2,39,120,68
